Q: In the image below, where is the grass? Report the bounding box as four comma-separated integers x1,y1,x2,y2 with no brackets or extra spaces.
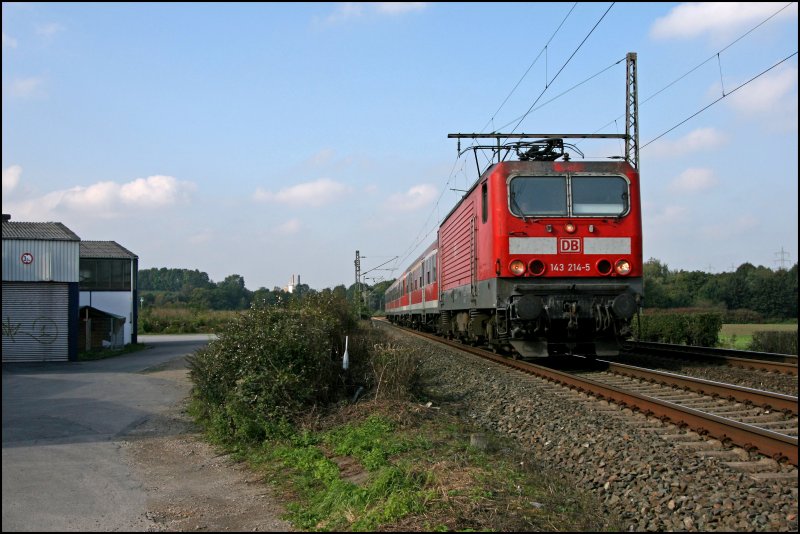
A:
77,342,149,361
186,310,618,531
718,323,798,350
138,307,239,334
209,401,618,532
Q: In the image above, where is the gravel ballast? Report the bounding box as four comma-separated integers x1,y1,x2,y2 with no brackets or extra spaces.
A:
380,324,799,532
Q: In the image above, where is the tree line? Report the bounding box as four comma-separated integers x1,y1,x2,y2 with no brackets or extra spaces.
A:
139,267,392,312
643,259,797,320
139,260,797,321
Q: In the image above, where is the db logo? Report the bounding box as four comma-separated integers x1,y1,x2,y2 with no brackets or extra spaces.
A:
559,238,581,254
21,252,34,265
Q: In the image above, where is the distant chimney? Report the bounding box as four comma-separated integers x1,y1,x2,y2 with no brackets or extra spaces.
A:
2,214,10,222
297,275,300,285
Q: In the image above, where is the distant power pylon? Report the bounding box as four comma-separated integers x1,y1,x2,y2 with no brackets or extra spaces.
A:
774,247,791,270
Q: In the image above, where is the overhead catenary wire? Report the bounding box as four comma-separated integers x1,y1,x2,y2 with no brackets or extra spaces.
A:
495,57,625,134
390,154,463,274
642,51,798,150
392,3,615,277
581,1,796,143
468,5,619,176
510,2,615,134
479,2,578,134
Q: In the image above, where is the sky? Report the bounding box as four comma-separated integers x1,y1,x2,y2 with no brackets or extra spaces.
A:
3,2,798,291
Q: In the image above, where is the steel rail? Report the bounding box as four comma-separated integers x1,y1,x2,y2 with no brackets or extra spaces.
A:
381,321,798,466
631,341,798,375
600,360,799,415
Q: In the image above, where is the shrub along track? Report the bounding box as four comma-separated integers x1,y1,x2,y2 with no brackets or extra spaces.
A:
377,320,799,531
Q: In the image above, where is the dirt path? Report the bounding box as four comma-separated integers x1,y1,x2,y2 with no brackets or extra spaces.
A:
120,359,294,532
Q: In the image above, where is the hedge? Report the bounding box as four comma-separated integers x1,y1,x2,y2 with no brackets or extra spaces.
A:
633,312,723,347
749,331,798,355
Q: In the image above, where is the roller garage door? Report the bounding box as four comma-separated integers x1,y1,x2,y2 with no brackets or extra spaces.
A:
2,282,71,362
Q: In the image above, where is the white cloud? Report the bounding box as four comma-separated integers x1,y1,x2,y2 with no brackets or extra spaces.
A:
2,165,22,194
119,175,194,207
727,66,798,114
9,77,44,98
668,168,719,193
307,148,336,167
325,2,427,23
273,218,302,235
327,2,364,23
254,178,349,207
188,230,214,245
701,214,759,238
646,204,689,226
375,3,428,15
646,127,727,158
651,2,797,40
2,32,17,49
35,22,64,38
385,184,437,212
4,175,195,220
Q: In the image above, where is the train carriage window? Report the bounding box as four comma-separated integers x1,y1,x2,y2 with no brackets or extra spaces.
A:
509,176,568,216
572,176,628,216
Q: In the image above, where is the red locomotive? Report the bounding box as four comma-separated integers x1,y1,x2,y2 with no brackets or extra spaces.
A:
385,136,643,357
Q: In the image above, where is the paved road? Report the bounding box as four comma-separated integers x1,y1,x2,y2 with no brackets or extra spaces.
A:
2,334,215,532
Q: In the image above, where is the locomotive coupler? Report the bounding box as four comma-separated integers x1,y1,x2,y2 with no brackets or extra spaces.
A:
566,302,579,331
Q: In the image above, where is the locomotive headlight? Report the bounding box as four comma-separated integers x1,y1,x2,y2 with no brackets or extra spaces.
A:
565,222,576,233
615,259,632,275
510,260,526,276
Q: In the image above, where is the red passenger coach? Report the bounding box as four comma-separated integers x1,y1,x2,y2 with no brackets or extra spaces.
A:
386,135,643,357
385,241,439,329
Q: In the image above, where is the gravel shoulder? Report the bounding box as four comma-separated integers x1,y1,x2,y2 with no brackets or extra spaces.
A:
120,357,294,532
379,324,799,532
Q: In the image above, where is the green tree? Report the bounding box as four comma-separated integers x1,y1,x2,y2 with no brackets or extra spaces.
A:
215,274,252,310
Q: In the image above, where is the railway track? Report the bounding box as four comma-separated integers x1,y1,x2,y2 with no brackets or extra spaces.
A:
630,341,798,376
382,321,799,466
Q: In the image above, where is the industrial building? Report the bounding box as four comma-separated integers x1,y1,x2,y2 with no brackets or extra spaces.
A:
2,215,80,362
78,241,139,351
2,214,139,362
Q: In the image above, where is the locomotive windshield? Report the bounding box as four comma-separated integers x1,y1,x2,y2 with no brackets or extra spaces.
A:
509,175,628,217
509,177,567,216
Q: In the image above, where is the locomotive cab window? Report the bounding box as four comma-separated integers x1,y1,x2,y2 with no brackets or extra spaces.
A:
509,176,568,216
509,174,629,218
572,176,628,216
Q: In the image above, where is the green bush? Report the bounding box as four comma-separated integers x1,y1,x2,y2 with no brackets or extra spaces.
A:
722,309,764,324
749,331,798,355
188,294,356,442
634,312,722,347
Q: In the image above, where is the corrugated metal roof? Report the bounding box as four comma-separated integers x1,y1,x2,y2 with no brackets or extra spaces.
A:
79,305,127,320
80,240,138,259
2,221,81,241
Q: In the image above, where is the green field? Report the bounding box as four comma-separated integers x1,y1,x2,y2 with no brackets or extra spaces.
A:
719,323,798,350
